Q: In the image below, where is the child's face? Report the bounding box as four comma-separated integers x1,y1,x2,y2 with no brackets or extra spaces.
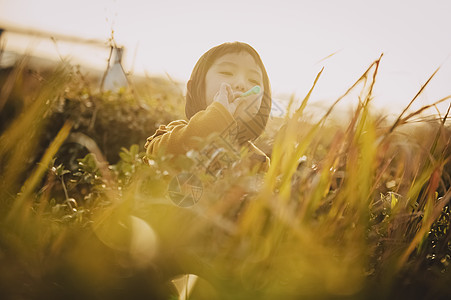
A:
204,51,264,122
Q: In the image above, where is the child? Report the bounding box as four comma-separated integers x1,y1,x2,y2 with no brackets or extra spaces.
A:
144,42,272,172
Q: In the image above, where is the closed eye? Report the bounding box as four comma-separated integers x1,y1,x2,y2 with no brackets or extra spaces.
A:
219,71,233,76
249,79,260,84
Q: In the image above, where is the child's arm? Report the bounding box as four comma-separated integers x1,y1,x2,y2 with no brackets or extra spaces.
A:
145,102,237,157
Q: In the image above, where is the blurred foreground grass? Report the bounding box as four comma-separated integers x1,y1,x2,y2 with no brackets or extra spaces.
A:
0,54,450,300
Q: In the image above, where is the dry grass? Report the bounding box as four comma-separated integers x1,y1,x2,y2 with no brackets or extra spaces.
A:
0,54,450,299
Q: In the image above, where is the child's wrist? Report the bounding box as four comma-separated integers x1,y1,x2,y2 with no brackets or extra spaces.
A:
213,100,234,116
211,101,235,121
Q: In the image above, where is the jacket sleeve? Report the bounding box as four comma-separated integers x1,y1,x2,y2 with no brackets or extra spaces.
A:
145,102,237,157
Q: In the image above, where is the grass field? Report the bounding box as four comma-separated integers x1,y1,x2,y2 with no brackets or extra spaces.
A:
0,53,450,300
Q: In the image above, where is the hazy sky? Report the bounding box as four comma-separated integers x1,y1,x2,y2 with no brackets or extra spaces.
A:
1,0,450,115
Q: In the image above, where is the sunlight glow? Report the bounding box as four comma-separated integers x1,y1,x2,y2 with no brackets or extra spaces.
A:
1,0,450,114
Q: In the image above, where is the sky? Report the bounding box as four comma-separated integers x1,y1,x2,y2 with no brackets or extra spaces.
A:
0,0,450,116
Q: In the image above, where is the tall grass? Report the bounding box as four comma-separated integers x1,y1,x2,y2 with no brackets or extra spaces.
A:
0,54,450,300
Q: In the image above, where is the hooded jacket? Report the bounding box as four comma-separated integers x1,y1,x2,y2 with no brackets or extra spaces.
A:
144,101,270,172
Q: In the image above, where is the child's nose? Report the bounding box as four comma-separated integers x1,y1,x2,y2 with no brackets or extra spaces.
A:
232,77,246,92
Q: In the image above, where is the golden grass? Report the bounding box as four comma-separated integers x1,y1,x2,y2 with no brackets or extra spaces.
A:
0,55,450,299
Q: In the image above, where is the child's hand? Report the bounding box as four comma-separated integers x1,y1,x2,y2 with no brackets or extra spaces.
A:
213,82,248,118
